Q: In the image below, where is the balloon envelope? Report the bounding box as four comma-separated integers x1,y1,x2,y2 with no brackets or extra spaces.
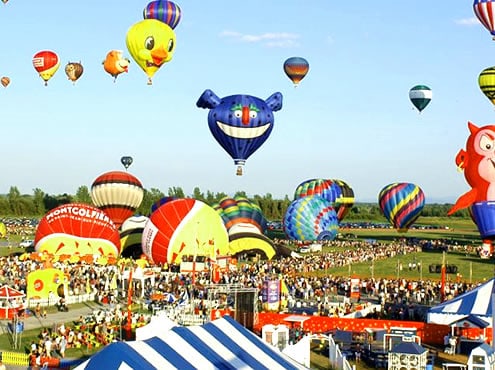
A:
473,0,495,38
283,196,339,241
120,156,133,170
34,203,121,256
378,182,425,231
409,85,432,112
1,77,10,87
65,62,84,83
143,0,182,29
90,171,144,228
197,89,283,175
103,50,130,81
479,66,495,106
141,198,229,264
212,196,267,235
32,50,60,86
120,215,149,258
283,57,309,86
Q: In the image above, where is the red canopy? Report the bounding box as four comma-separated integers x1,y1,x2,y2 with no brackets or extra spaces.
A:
0,285,25,299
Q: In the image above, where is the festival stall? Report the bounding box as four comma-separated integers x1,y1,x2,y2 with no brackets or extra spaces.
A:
0,285,25,319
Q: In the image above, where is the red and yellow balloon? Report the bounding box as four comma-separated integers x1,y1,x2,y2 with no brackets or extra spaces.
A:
32,50,60,86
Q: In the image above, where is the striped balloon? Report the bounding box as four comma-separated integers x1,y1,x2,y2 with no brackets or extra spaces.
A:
409,85,432,113
479,66,495,106
283,57,309,86
143,1,182,29
378,182,425,231
473,0,495,38
212,196,267,234
90,171,144,229
283,196,339,241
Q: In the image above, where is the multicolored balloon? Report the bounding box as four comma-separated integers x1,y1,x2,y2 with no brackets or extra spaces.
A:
141,198,229,264
120,215,149,258
90,171,144,229
294,178,354,221
32,50,60,86
34,203,121,257
213,196,267,235
102,50,130,82
0,77,10,88
378,182,425,231
283,196,339,241
409,85,432,113
283,57,309,87
65,61,84,84
197,89,283,175
143,1,182,29
126,19,176,85
479,66,495,106
473,0,495,39
120,156,133,170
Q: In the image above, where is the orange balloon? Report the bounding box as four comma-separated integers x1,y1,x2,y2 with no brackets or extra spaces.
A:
1,77,10,87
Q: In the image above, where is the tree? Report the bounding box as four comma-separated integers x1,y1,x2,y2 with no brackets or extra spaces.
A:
168,187,185,198
73,186,92,205
192,187,205,202
32,188,46,216
138,188,165,215
7,186,22,215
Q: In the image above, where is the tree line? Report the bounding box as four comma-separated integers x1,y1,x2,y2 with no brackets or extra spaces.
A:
0,185,470,220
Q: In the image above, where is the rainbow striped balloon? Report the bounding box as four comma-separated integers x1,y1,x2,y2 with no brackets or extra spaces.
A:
143,0,182,29
378,182,425,231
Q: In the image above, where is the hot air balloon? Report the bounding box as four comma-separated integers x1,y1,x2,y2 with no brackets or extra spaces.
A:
283,57,309,87
120,215,149,258
103,50,130,82
143,0,182,29
409,85,432,113
378,182,425,231
150,196,176,214
90,171,144,229
293,178,355,221
126,19,176,85
473,0,495,39
32,50,60,86
1,77,10,88
64,61,84,84
2,1,8,4
34,203,121,257
141,198,229,264
196,89,283,175
478,66,495,106
283,196,339,241
120,156,133,170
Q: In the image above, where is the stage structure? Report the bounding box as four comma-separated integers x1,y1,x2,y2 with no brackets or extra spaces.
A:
207,284,258,330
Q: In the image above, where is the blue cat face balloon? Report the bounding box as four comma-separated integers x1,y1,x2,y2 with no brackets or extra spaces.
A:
197,89,283,175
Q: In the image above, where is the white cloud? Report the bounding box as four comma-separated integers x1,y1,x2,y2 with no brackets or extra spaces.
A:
456,17,480,26
220,30,300,47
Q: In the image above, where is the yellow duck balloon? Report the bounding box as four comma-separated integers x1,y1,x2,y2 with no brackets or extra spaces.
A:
126,19,176,85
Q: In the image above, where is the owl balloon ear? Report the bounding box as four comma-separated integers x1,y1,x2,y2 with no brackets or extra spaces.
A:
196,89,221,109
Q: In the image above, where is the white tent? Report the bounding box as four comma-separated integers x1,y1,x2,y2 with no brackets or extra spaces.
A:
75,315,308,369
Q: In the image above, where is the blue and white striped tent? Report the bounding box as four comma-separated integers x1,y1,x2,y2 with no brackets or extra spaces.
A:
74,315,308,370
427,278,494,326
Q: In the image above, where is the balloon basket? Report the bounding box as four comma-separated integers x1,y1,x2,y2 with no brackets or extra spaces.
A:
472,201,495,239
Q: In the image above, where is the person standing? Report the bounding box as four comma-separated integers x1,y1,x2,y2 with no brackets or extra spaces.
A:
0,360,6,370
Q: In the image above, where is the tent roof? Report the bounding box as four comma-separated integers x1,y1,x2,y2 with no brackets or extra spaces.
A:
451,314,490,329
0,285,25,299
391,342,427,355
75,315,308,370
428,278,494,318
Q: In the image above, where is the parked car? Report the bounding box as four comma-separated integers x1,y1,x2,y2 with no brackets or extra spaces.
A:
19,239,34,248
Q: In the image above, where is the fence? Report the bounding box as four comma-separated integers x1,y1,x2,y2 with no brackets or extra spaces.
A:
26,293,96,309
1,351,30,366
328,334,355,370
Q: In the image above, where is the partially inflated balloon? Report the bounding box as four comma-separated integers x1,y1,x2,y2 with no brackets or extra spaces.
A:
378,182,425,231
212,196,267,235
141,198,229,264
283,57,309,86
120,215,149,258
1,77,10,87
126,19,176,85
150,196,176,215
409,85,432,113
90,171,144,228
34,203,121,257
65,61,84,84
143,0,182,29
32,50,60,86
283,196,339,241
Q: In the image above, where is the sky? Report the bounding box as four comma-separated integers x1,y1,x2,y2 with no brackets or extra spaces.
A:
0,1,492,203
